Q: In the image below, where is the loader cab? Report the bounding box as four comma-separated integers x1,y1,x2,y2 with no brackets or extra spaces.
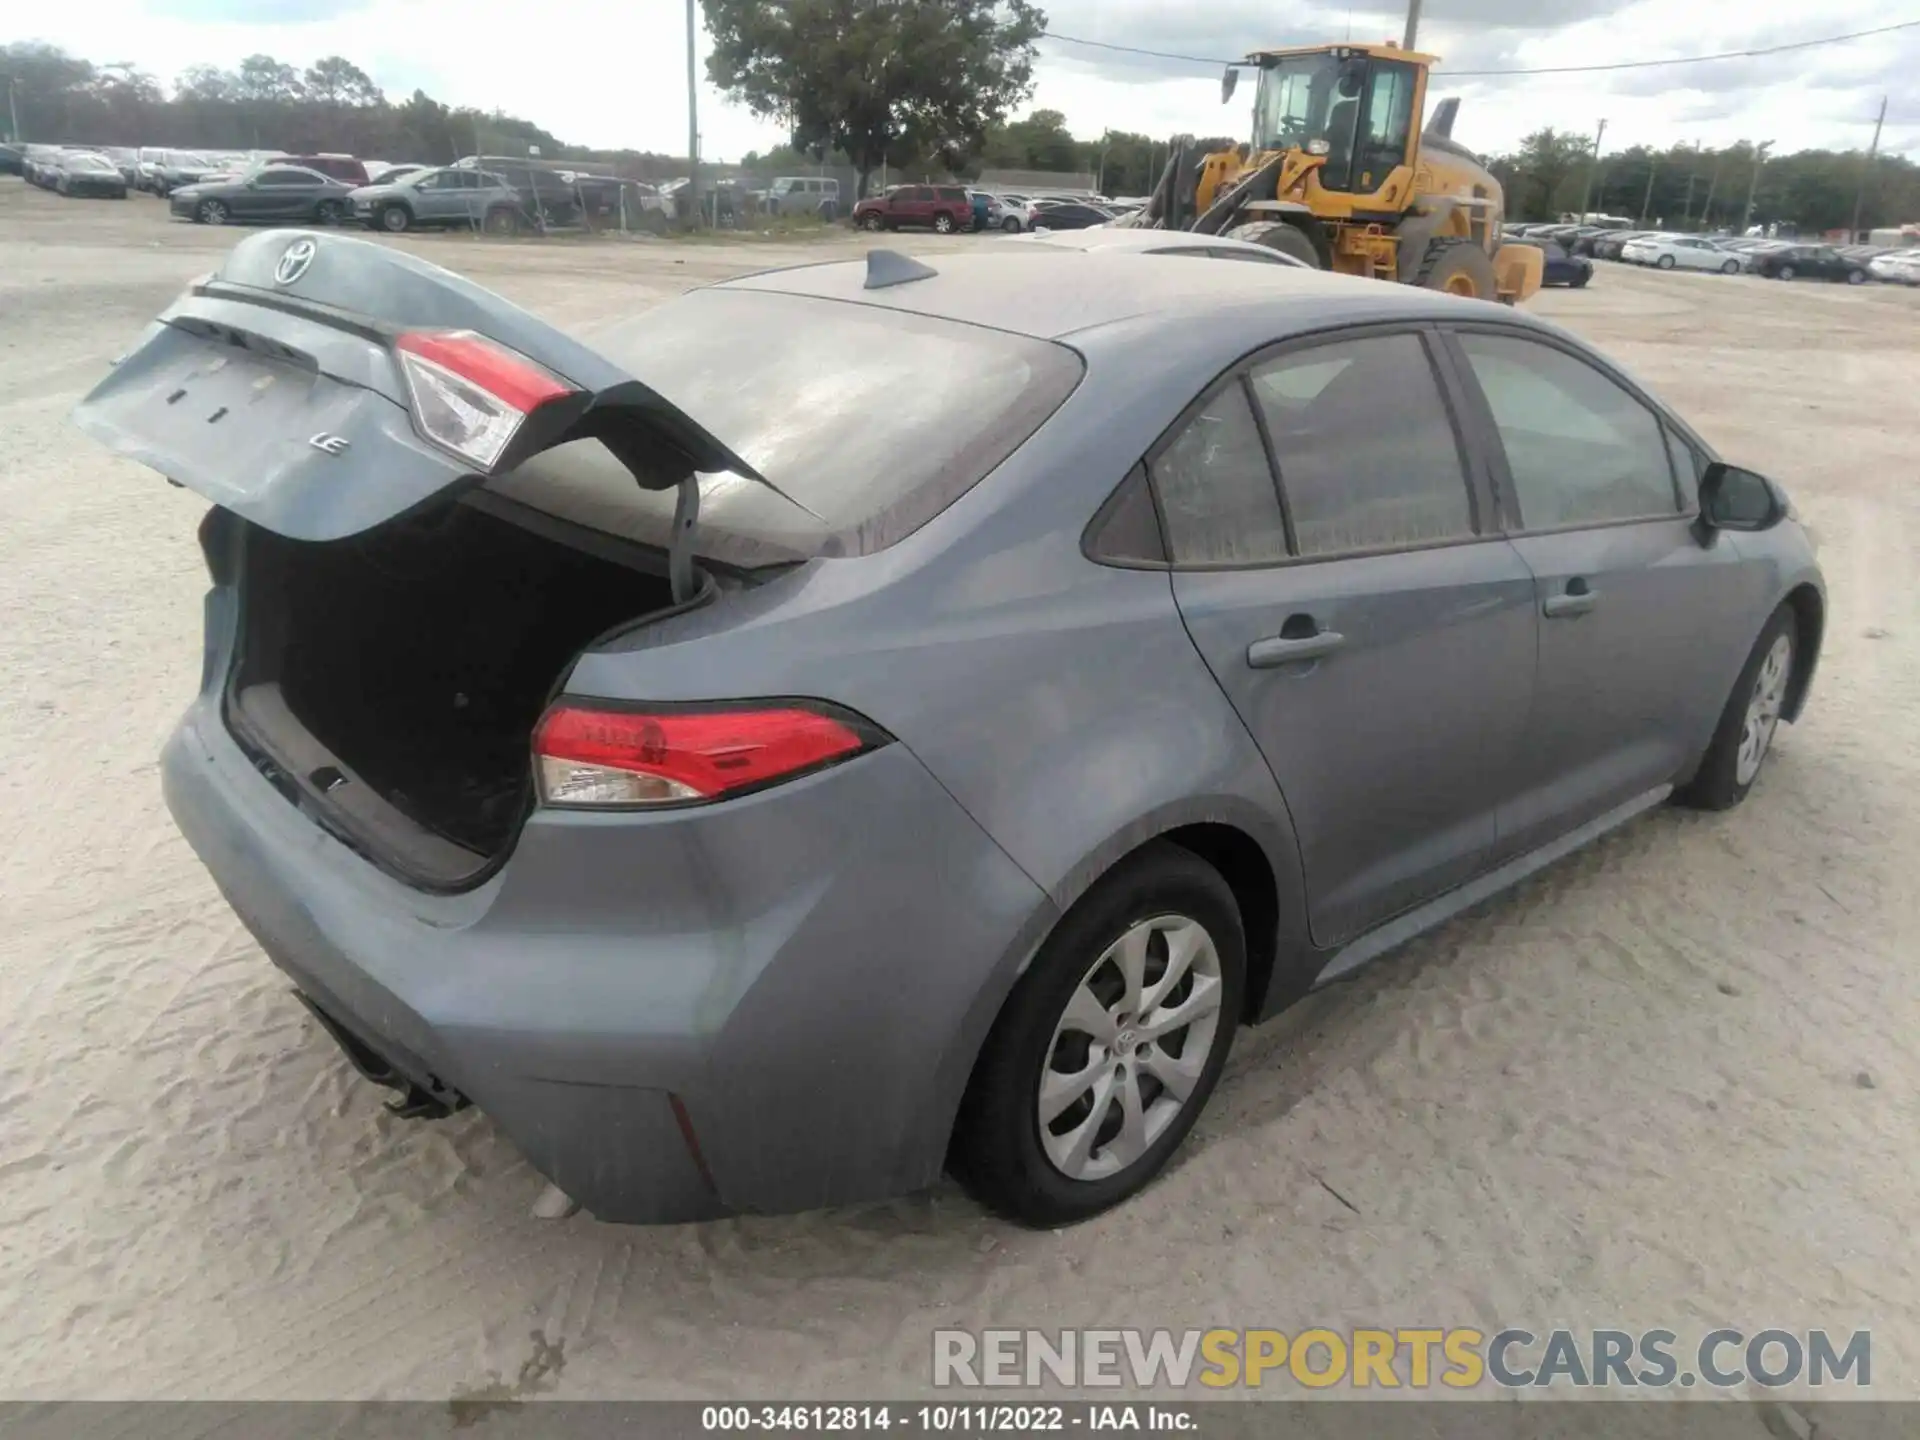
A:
1239,44,1427,202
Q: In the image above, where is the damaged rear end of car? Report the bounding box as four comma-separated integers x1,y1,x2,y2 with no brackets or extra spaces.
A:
77,229,794,894
76,230,1076,1222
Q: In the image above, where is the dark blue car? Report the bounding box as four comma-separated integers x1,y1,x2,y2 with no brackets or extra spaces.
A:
1528,239,1593,288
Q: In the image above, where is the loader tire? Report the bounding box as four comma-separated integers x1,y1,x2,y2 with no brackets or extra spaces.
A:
1413,237,1499,299
1222,220,1320,268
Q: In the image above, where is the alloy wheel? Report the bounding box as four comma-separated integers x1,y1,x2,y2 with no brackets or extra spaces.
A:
1038,915,1225,1182
1735,633,1793,786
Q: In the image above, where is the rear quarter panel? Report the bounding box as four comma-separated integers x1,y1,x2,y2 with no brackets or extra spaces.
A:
564,309,1329,1023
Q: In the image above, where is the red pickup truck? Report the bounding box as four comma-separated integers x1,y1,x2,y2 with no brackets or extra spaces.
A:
853,184,974,234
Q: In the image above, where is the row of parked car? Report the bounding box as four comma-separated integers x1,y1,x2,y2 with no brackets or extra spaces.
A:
851,184,1143,236
1503,219,1920,286
4,140,672,235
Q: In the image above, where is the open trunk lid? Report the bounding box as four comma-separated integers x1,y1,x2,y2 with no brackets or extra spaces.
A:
73,227,781,558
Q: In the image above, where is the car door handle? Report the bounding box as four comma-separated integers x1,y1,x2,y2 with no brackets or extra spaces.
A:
1247,631,1346,667
1542,583,1598,619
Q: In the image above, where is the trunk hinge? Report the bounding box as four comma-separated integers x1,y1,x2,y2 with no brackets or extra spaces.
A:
668,472,701,605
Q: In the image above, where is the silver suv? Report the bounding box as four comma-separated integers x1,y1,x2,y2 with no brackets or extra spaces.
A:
349,166,521,234
765,175,841,219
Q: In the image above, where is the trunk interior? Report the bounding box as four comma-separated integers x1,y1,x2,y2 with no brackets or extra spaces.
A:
231,496,676,889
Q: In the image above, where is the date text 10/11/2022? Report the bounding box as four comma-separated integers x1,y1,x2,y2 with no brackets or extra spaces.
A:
702,1406,1195,1432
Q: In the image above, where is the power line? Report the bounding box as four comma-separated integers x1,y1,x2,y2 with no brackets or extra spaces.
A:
1040,17,1920,78
1038,33,1236,66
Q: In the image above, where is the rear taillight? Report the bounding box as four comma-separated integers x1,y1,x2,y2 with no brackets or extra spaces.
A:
394,329,577,471
532,702,886,808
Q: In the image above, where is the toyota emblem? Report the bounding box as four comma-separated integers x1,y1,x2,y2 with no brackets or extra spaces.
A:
274,238,317,286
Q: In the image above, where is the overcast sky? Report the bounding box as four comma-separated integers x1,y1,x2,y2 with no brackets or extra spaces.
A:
22,0,1920,162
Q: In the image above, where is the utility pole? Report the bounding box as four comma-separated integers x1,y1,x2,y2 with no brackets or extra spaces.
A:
1680,171,1697,228
1576,118,1607,223
1638,156,1658,227
1850,96,1887,242
1700,151,1725,228
1739,139,1773,236
1403,0,1423,50
685,0,700,227
6,76,19,145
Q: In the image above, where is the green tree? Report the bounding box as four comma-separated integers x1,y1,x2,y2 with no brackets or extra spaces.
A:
702,0,1047,198
1488,128,1591,221
234,54,305,104
174,64,238,104
990,107,1075,171
303,56,383,108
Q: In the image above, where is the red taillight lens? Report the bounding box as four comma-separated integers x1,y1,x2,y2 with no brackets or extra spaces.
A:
532,703,883,808
393,329,576,471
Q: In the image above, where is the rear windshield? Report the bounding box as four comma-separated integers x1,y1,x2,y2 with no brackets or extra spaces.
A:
484,287,1084,566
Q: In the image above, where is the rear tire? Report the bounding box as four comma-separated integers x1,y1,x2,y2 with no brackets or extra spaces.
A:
1412,236,1498,298
315,200,345,225
934,212,955,234
483,207,519,236
1002,215,1022,233
1572,269,1591,289
1847,269,1866,285
1778,264,1796,280
949,841,1245,1227
1721,260,1740,274
1677,606,1797,812
1222,219,1320,268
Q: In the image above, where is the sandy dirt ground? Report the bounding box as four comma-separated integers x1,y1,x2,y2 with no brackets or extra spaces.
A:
2,179,1918,1404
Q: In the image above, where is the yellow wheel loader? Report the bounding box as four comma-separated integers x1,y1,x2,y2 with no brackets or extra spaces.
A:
1121,41,1542,304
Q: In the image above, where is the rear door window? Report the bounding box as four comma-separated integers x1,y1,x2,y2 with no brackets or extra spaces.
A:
1247,333,1476,557
1150,383,1291,566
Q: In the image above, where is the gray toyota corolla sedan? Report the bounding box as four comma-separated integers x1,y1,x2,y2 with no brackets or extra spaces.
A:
75,231,1823,1227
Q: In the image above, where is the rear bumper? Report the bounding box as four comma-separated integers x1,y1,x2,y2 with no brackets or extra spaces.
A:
161,682,1052,1223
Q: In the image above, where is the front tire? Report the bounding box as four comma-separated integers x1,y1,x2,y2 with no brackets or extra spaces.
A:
196,198,228,225
315,200,345,225
859,212,885,232
1002,215,1023,233
1657,253,1676,270
1412,235,1499,297
1223,219,1321,268
379,203,411,233
1847,269,1866,285
1677,607,1797,812
950,841,1245,1227
1778,264,1796,280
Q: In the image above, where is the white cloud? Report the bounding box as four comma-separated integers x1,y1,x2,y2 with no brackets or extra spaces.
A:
18,0,1917,161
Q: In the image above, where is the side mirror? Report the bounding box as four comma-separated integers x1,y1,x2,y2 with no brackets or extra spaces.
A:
1697,462,1787,536
1221,66,1240,105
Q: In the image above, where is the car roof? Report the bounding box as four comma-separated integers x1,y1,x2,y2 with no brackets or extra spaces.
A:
717,249,1512,344
1000,228,1307,264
